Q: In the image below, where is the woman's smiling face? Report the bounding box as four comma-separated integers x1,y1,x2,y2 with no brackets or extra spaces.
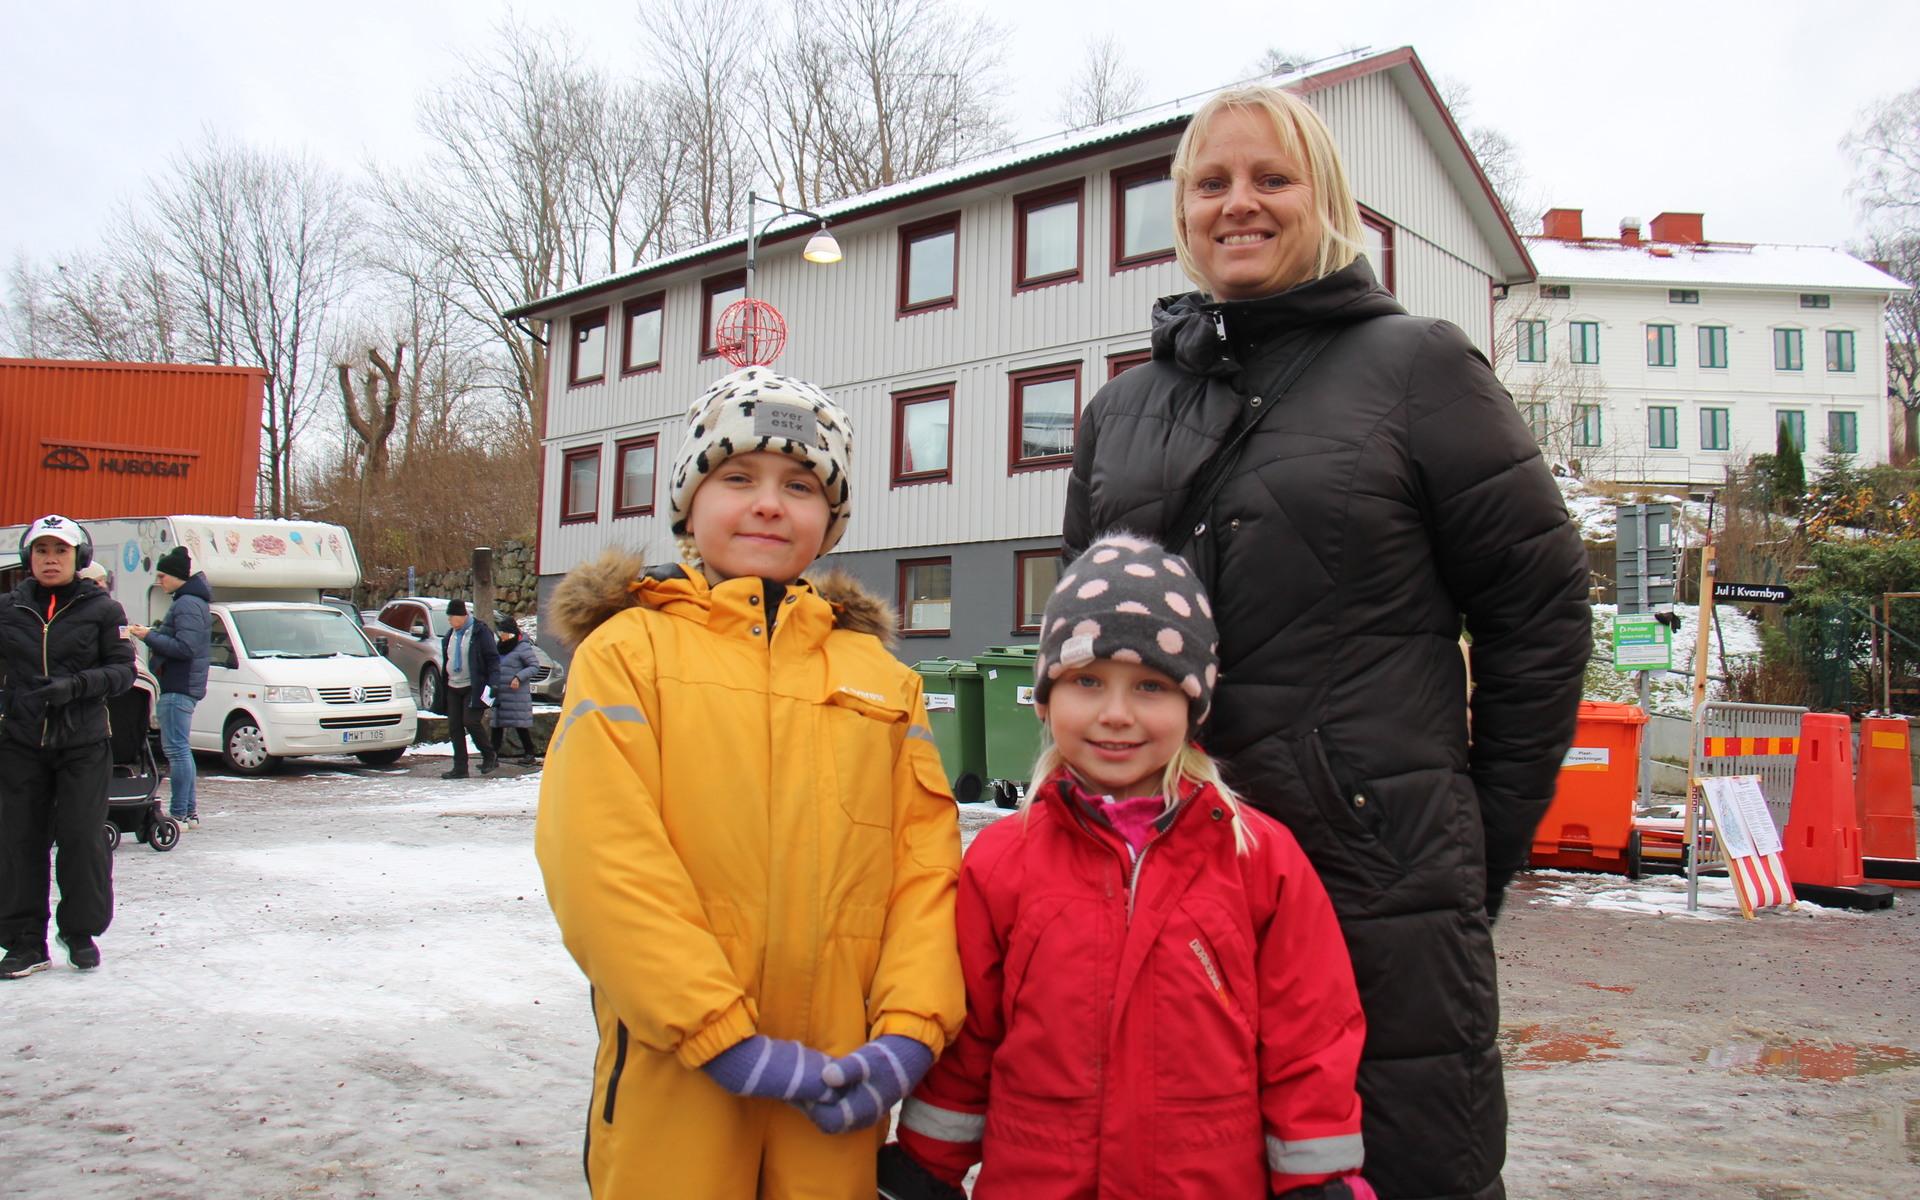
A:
1179,106,1322,300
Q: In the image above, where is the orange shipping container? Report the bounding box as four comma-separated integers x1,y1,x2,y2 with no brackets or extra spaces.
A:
0,358,266,526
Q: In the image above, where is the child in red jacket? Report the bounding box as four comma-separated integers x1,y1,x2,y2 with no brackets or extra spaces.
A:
884,532,1375,1200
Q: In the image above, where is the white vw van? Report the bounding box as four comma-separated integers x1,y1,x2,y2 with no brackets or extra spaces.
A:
2,515,418,774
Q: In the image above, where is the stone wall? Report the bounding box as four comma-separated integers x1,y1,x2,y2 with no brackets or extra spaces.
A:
360,540,540,617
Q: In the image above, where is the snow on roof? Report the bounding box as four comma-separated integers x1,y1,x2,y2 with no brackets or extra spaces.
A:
506,54,1343,320
509,45,1528,318
1526,237,1907,293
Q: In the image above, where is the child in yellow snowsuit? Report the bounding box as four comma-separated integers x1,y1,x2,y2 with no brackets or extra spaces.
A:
536,367,965,1199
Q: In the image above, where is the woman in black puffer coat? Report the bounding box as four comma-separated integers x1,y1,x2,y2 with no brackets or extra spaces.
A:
1063,86,1591,1200
0,516,137,979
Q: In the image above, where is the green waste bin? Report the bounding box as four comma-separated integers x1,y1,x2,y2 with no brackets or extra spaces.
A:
973,644,1043,809
911,658,987,804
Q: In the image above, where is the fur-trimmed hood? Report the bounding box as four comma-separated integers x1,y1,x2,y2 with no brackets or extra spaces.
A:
547,549,896,649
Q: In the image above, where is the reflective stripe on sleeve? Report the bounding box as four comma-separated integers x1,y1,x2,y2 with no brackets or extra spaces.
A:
906,724,935,744
551,700,648,751
898,1098,986,1144
1266,1132,1365,1174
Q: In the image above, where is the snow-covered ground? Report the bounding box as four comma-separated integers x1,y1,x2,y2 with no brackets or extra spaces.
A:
4,762,1911,1199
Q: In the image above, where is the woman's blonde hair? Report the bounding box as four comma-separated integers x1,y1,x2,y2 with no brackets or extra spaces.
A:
1023,737,1259,855
1169,84,1366,295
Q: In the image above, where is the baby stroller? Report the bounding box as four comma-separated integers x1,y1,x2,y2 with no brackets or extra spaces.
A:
105,685,179,852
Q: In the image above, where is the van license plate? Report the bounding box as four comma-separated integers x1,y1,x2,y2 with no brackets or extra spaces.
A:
341,730,385,744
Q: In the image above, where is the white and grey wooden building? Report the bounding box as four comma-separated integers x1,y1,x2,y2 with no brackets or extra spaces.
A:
508,45,1534,662
1495,208,1906,489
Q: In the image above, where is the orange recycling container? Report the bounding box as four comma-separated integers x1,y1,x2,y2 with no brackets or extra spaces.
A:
1531,701,1649,875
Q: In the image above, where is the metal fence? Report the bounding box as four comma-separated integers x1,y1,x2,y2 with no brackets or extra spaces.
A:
1686,701,1807,910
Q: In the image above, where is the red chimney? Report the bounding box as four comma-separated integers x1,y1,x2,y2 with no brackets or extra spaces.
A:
1649,212,1704,245
1542,208,1584,241
1620,217,1642,246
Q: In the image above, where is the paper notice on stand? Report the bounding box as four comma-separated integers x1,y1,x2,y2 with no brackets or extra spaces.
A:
1699,776,1780,858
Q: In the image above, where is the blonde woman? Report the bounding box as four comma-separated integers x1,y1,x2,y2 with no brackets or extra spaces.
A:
1063,86,1591,1200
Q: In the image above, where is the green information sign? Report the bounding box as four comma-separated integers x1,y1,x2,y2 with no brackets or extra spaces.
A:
1613,613,1672,672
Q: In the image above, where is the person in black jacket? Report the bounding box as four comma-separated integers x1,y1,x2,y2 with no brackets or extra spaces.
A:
1063,86,1590,1200
439,599,498,779
131,545,211,827
0,516,137,978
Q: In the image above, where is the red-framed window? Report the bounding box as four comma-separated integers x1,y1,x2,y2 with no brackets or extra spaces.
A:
1111,158,1175,272
1014,547,1064,633
898,557,953,637
568,308,609,387
891,384,954,486
700,271,746,360
1107,348,1151,381
1014,181,1084,292
613,435,659,517
1008,362,1082,472
898,213,960,315
1359,206,1395,294
621,293,664,375
560,445,601,524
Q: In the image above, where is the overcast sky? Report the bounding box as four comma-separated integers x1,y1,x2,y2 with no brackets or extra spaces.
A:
4,0,1915,273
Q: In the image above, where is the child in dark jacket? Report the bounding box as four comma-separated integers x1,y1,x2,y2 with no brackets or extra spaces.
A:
886,532,1375,1200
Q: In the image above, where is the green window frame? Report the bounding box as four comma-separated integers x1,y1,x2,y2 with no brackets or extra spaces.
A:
1571,321,1600,365
1516,319,1547,363
1647,405,1678,449
1774,328,1804,372
1826,329,1856,373
1521,401,1548,438
1573,404,1603,447
1700,407,1729,451
1777,409,1806,452
1699,325,1728,369
1646,324,1676,367
1828,411,1858,454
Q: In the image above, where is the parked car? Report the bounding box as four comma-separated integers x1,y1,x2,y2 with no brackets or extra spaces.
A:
318,595,361,625
364,597,564,713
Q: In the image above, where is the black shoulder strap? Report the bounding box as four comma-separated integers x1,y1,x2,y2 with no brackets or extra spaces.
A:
1162,323,1342,558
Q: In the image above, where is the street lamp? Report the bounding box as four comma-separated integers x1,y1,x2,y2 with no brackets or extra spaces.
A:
744,191,842,301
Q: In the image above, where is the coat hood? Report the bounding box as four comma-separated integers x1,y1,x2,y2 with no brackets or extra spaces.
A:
547,550,897,649
175,573,213,603
1149,257,1406,378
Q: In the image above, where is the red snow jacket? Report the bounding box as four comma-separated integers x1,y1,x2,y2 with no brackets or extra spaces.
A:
898,773,1369,1198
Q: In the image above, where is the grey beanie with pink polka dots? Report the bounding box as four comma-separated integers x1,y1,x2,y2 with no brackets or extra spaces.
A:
1034,531,1220,725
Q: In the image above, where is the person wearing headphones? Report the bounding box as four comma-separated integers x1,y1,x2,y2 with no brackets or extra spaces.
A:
0,515,137,979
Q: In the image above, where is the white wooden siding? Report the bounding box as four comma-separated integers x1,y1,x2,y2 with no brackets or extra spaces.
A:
1496,280,1890,486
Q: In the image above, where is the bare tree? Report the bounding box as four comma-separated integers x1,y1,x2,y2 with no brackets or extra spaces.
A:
651,0,756,242
367,24,626,440
1440,79,1536,230
2,228,184,363
1846,85,1920,220
136,135,357,515
337,343,404,478
1492,290,1613,475
1057,34,1145,129
785,0,1009,202
1859,230,1920,462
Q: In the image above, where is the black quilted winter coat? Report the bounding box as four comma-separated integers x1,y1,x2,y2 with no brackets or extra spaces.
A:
0,578,138,751
1063,259,1591,1200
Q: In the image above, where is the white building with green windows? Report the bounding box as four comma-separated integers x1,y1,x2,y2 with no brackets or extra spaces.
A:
509,47,1534,663
1496,208,1906,489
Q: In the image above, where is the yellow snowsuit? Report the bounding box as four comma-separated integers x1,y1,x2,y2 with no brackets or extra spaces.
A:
536,554,965,1199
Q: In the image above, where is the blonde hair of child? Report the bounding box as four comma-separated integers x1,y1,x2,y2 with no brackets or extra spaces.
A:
1023,737,1258,855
